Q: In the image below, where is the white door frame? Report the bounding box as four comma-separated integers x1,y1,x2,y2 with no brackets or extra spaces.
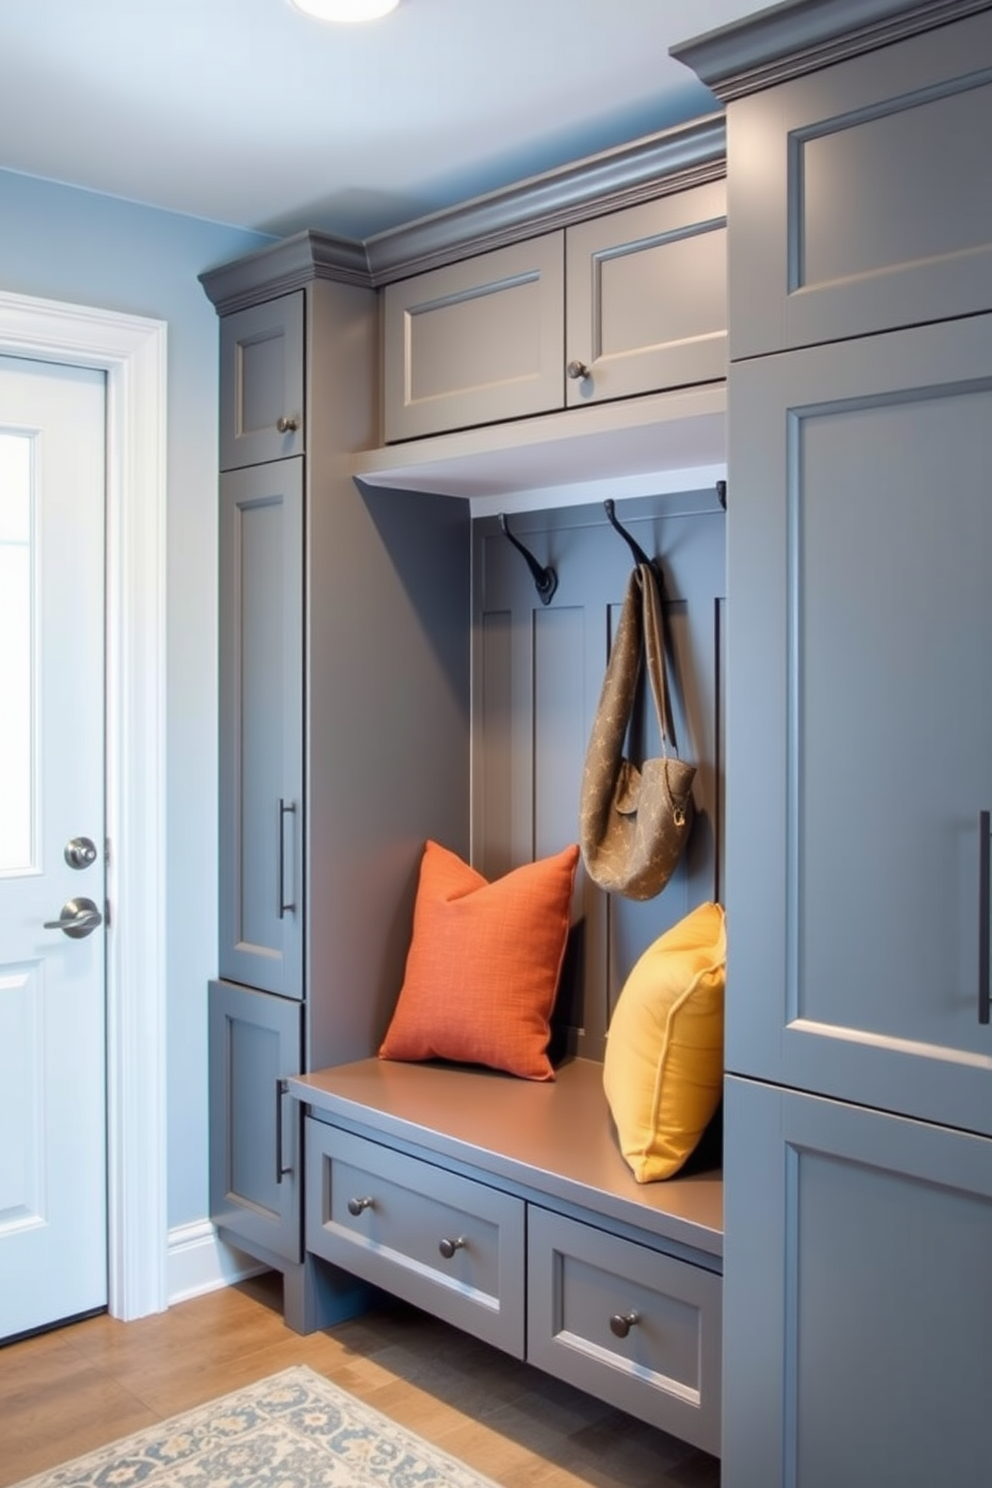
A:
0,289,167,1320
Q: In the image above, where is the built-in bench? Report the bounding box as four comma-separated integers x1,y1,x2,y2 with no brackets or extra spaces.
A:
290,1056,723,1456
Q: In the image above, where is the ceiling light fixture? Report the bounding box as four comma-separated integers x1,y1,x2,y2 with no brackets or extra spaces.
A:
289,0,400,21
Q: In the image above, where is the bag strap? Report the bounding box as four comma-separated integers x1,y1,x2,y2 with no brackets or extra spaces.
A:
640,562,680,756
592,562,680,763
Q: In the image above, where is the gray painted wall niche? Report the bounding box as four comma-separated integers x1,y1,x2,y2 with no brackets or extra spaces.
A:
470,489,726,1086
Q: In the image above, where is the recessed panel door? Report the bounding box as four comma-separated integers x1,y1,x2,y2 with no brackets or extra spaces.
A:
0,355,107,1340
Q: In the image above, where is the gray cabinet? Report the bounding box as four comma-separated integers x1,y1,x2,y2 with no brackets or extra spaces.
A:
218,459,303,1000
383,183,726,442
528,1206,721,1454
208,978,302,1264
219,293,304,470
201,243,472,1332
725,7,992,359
722,1077,992,1488
296,1057,723,1456
726,313,992,1138
670,3,992,1482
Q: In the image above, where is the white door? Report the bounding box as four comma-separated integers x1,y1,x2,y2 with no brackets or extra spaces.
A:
0,354,107,1340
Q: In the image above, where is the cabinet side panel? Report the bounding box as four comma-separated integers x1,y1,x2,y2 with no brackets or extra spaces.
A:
306,279,472,1070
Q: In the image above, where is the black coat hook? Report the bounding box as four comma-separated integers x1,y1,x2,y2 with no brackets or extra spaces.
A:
604,499,652,569
499,514,558,605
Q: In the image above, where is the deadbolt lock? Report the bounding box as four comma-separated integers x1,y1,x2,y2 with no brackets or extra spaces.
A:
65,836,99,869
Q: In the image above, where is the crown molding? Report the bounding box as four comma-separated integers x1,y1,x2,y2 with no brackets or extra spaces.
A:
363,114,726,285
671,0,992,103
199,114,726,312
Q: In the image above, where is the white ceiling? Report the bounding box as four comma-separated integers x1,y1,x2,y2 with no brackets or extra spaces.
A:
0,0,772,242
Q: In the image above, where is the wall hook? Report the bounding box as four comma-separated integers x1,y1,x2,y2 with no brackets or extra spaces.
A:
499,514,558,605
604,499,652,569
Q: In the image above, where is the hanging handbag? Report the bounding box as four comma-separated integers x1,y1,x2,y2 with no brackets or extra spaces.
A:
579,562,695,900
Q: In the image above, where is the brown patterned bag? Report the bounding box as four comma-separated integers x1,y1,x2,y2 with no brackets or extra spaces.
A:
579,563,695,900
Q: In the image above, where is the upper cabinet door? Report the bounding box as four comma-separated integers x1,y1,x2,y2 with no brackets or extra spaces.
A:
220,292,305,470
565,182,727,407
382,233,565,442
728,8,992,360
726,312,992,1137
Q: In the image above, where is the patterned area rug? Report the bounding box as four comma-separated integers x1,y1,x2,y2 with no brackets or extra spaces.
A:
13,1365,502,1488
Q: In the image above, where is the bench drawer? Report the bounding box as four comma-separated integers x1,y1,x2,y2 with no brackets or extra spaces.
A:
527,1206,721,1455
306,1119,525,1357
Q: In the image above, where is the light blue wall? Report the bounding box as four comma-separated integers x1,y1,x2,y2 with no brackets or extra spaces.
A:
0,167,275,1232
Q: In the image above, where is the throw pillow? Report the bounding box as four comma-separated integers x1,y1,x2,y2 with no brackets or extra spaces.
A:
603,901,726,1181
378,839,580,1081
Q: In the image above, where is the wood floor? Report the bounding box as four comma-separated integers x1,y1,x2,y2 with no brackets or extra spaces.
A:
0,1271,720,1488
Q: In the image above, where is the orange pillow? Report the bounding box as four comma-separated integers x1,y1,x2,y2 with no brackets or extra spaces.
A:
379,840,579,1081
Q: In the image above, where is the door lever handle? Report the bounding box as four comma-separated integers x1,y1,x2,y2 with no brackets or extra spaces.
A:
44,897,104,939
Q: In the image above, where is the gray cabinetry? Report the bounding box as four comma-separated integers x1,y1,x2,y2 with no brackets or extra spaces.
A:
295,1058,723,1456
528,1206,721,1454
218,459,303,1000
723,1077,992,1488
208,978,302,1263
383,233,564,441
671,3,992,1483
220,293,304,470
383,183,726,442
723,7,992,359
726,313,992,1137
201,240,471,1333
306,1123,526,1357
564,182,726,409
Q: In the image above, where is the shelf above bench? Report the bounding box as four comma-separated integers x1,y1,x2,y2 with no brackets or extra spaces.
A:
350,383,727,517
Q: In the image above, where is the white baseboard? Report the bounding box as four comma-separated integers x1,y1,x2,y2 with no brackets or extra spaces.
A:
167,1220,268,1306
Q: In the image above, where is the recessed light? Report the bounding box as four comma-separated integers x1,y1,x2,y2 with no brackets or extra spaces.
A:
289,0,400,20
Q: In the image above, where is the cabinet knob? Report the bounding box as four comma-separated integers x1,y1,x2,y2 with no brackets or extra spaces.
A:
276,415,300,433
438,1235,467,1259
609,1310,639,1339
347,1195,374,1216
566,360,590,381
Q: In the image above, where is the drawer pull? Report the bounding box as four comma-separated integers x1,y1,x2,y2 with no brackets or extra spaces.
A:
609,1311,640,1339
347,1195,374,1216
566,359,590,382
438,1235,467,1259
276,415,299,433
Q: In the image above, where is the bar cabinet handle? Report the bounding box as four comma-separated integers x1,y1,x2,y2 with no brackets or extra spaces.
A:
980,810,990,1026
278,798,296,919
275,1077,292,1185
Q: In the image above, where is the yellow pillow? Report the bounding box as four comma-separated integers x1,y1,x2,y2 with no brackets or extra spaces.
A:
603,902,726,1182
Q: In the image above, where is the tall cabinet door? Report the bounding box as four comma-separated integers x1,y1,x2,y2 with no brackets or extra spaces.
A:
722,1076,992,1488
219,459,304,999
726,312,992,1136
208,979,303,1263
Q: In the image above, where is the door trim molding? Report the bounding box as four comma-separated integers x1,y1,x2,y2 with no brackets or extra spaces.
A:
0,290,168,1319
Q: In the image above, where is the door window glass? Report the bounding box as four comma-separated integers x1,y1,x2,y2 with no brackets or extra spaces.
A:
0,431,34,873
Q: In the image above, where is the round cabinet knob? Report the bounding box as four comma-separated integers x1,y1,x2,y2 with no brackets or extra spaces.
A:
438,1235,467,1260
276,415,300,433
609,1311,639,1339
347,1195,374,1216
566,360,590,381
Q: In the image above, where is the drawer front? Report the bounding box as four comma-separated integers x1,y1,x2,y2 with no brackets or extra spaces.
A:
527,1206,721,1456
306,1122,525,1357
728,10,992,359
565,181,727,406
382,233,564,442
